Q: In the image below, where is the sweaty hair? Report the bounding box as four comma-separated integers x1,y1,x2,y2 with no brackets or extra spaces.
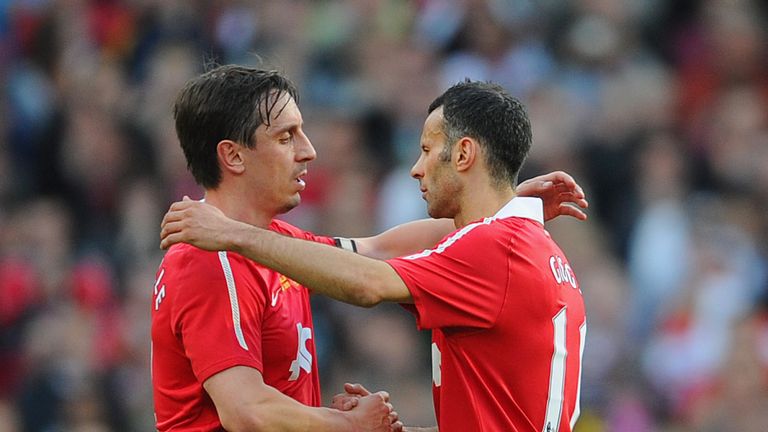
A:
429,80,532,187
173,65,299,188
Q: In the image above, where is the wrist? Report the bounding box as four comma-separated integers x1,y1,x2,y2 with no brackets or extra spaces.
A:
338,409,357,431
227,222,253,254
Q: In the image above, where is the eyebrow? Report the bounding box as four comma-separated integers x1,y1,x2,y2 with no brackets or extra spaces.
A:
266,122,299,136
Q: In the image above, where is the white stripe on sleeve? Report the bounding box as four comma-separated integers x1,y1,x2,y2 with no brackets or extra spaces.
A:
403,217,494,260
217,251,249,350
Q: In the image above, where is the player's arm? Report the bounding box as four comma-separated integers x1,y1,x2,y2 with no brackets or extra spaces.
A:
352,171,587,259
204,366,396,431
352,218,454,260
161,200,412,307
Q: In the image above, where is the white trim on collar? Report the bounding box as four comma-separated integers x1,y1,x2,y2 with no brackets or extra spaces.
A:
492,197,544,224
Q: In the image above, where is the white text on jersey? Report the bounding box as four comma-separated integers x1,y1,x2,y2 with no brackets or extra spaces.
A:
549,255,577,289
154,268,166,310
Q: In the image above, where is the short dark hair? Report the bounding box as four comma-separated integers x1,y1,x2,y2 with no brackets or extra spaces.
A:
173,65,299,188
429,80,532,187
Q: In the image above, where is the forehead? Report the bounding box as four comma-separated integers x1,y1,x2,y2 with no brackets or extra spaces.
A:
421,106,445,142
264,93,302,129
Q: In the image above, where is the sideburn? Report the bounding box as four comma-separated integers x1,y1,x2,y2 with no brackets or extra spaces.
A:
437,141,453,162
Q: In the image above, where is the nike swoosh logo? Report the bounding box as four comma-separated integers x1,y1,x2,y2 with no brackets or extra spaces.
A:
271,290,280,307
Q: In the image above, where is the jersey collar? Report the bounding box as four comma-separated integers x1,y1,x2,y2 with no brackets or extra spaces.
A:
493,197,544,224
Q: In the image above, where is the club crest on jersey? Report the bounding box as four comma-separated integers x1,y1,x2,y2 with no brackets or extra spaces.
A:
549,255,577,289
279,274,300,291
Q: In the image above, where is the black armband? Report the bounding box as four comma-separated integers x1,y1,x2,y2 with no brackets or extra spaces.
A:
333,237,358,253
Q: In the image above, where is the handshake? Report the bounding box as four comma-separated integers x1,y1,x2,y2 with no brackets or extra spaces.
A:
331,383,405,432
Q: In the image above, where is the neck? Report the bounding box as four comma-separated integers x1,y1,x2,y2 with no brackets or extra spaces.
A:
453,182,516,228
204,187,274,229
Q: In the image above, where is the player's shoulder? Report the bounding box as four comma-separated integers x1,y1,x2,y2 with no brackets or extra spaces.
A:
270,218,332,245
453,217,526,252
455,217,509,241
444,215,544,250
159,245,273,299
402,218,501,260
494,214,545,233
270,218,305,237
160,243,224,278
163,242,216,261
439,212,544,241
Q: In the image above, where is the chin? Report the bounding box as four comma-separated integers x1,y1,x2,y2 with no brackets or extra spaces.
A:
427,206,447,220
427,200,457,220
279,195,301,214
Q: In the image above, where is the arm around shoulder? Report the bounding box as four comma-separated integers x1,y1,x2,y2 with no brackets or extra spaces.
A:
234,228,415,307
160,199,414,307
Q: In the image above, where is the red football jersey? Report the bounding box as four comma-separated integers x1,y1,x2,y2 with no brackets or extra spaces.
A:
151,219,333,431
388,198,587,432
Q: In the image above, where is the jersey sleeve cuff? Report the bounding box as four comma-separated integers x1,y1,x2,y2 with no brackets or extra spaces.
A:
196,356,264,385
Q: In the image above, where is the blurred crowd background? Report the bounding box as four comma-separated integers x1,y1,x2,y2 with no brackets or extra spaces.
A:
1,0,767,430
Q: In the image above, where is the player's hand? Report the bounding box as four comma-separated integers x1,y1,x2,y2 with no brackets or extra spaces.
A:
517,171,588,222
331,382,372,411
391,419,404,432
348,391,398,432
160,197,248,251
334,384,402,430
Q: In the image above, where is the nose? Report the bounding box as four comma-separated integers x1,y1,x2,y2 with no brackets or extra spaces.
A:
410,154,424,180
296,131,317,162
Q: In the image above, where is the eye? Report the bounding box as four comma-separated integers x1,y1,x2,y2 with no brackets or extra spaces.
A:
279,132,293,144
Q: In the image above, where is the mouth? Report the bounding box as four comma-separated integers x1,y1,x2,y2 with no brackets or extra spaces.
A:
295,171,307,188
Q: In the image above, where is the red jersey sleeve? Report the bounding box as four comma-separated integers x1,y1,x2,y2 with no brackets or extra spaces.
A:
386,220,509,330
166,246,265,384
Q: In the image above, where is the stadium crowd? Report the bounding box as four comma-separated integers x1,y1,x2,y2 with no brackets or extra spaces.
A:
1,0,767,430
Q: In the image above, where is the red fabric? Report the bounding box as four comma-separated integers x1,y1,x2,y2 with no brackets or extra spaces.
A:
388,216,586,432
151,220,333,431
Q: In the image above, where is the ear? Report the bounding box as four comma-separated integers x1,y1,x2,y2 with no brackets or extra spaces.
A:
454,137,478,173
216,140,246,175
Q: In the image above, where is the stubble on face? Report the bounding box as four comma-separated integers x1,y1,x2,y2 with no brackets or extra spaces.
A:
426,157,462,219
425,138,463,219
249,95,311,215
417,108,463,220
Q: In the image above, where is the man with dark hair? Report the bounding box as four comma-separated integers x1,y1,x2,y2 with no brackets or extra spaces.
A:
153,65,399,431
160,78,587,431
429,80,531,187
173,67,301,189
